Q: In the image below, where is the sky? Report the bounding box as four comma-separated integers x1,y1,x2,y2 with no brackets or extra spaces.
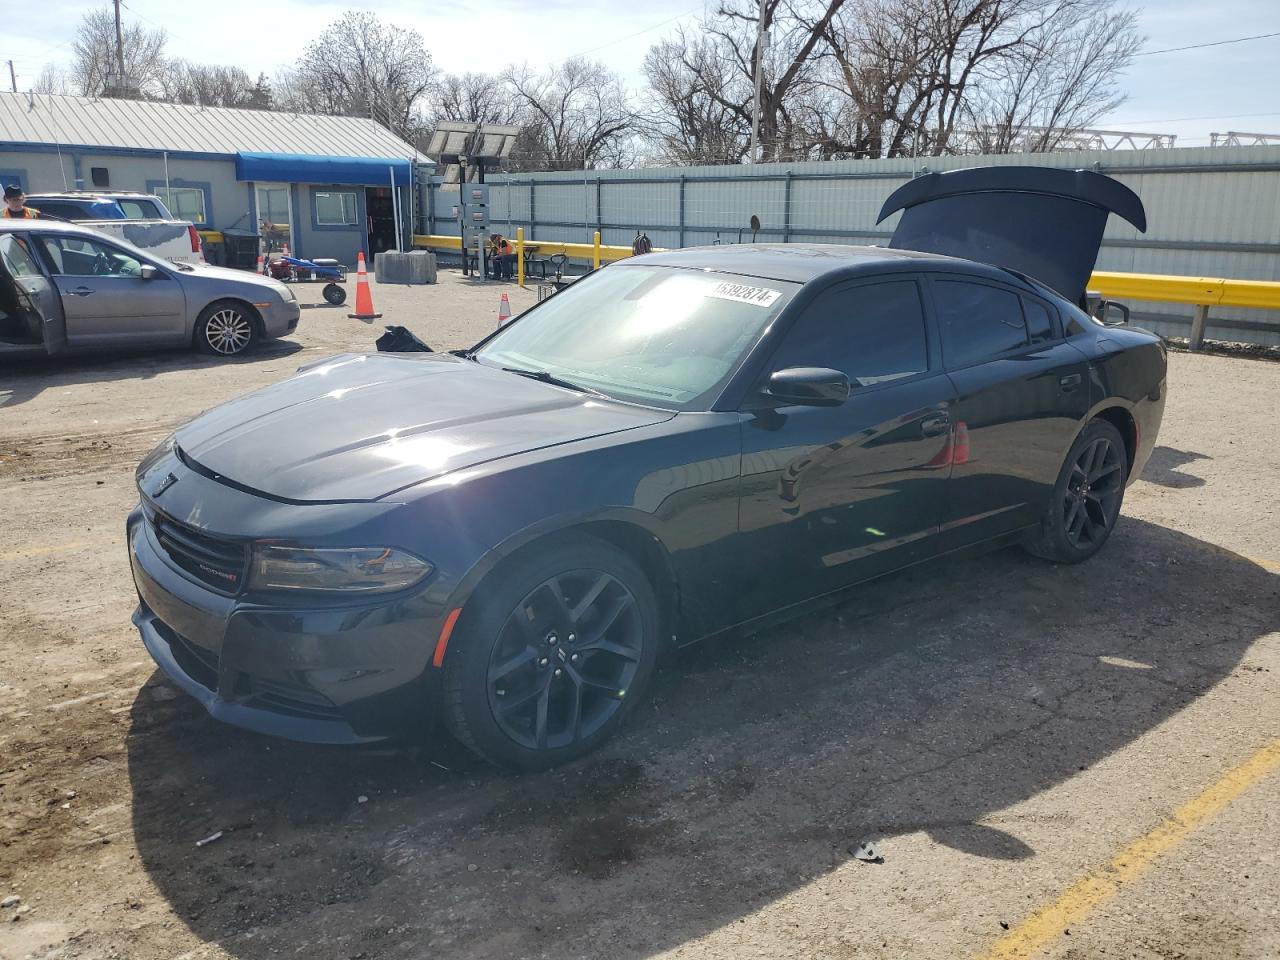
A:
4,0,1279,148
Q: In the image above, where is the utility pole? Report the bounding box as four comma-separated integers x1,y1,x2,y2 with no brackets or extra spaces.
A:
113,0,126,87
748,0,767,163
7,60,16,93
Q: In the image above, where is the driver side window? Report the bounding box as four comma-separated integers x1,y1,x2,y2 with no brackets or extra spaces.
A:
36,235,142,278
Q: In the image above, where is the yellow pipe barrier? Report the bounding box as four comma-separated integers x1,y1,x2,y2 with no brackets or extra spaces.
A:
516,227,525,289
593,231,601,270
1088,271,1280,310
414,234,640,262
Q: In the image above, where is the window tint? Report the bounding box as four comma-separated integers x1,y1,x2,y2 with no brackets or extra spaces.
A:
36,235,143,278
30,200,92,220
1023,298,1055,344
934,280,1027,368
771,280,929,387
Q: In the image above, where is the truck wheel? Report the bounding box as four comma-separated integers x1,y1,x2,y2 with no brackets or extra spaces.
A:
195,301,259,357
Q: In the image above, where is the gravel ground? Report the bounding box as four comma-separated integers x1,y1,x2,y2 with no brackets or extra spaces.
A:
0,271,1277,960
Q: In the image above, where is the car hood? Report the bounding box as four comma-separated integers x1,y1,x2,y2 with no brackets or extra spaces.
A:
173,353,675,502
175,261,290,293
877,166,1147,304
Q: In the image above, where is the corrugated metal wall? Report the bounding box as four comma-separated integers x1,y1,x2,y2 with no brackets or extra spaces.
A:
425,146,1280,345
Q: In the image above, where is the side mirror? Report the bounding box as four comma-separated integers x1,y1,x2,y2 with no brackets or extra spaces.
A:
1093,299,1130,326
139,264,158,280
766,367,850,407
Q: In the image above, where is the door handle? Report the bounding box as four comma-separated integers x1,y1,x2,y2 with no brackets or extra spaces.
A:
920,413,951,437
68,287,95,297
1059,373,1082,392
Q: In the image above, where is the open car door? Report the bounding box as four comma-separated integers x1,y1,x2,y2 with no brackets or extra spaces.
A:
0,233,67,355
876,166,1146,306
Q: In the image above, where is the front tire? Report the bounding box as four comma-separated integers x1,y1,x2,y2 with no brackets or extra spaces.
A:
1025,418,1128,563
442,537,660,771
195,300,259,357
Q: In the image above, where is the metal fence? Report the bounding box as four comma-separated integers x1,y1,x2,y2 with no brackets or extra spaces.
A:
420,146,1280,346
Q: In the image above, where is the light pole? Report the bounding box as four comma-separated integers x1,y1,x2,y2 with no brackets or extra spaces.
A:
748,0,767,163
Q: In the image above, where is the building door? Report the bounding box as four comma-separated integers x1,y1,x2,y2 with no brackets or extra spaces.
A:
256,183,293,255
365,187,398,254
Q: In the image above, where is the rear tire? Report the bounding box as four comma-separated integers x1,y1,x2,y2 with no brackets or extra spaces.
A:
442,536,660,771
1024,418,1128,563
195,300,259,357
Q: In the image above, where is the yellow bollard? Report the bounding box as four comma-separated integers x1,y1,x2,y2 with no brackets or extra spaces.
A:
593,230,601,271
516,227,525,289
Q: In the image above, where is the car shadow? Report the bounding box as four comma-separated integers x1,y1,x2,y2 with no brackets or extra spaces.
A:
0,339,303,410
124,519,1275,959
1141,445,1210,488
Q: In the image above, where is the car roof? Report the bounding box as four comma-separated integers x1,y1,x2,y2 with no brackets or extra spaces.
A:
630,242,1002,285
0,218,121,239
25,191,159,199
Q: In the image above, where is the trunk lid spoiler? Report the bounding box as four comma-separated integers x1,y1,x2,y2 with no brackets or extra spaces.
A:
877,166,1146,305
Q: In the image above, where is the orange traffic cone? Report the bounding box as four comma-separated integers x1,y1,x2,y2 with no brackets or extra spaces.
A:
953,421,971,465
281,242,290,258
256,253,265,275
347,252,382,322
497,293,513,328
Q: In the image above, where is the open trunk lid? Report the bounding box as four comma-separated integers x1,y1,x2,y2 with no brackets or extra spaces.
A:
877,166,1146,304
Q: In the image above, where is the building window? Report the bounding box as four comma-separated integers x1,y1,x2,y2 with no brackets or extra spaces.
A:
315,190,358,226
153,187,208,225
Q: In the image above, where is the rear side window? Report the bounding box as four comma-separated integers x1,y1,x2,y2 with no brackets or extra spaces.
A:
770,279,929,387
29,200,92,220
118,199,163,219
1022,298,1055,344
934,280,1027,368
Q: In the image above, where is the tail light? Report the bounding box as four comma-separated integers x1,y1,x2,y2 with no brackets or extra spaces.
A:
188,224,202,254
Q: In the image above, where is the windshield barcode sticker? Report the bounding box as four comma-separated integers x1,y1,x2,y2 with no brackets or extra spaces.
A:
707,282,781,307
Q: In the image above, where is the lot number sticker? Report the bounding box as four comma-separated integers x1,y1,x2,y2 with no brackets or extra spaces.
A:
707,281,781,308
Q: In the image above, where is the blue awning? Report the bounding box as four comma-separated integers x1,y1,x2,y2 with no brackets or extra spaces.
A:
234,153,413,186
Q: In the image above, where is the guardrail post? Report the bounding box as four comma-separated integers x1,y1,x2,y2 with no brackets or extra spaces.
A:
1190,304,1209,350
517,227,525,289
593,230,601,270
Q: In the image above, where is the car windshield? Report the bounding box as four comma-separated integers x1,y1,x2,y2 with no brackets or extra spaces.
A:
474,266,798,409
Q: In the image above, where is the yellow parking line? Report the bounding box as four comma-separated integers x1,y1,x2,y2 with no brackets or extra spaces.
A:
977,738,1280,959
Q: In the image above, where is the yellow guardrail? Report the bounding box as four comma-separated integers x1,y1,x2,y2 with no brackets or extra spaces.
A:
412,234,1280,349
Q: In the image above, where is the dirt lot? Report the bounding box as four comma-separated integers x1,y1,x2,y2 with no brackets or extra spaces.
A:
1,272,1277,960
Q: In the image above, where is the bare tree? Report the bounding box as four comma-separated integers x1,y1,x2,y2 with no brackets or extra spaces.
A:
429,72,522,127
278,12,434,138
159,62,272,109
32,64,72,96
640,33,750,164
962,1,1142,152
69,7,168,98
504,58,635,171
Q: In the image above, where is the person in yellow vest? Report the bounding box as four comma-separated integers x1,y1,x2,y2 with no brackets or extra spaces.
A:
3,185,40,219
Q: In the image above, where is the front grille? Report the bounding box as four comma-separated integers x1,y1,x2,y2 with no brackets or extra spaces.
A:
151,512,248,595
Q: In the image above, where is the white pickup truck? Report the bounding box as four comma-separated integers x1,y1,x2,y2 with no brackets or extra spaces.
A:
23,191,205,264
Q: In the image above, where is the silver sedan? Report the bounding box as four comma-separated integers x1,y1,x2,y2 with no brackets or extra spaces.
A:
0,220,300,358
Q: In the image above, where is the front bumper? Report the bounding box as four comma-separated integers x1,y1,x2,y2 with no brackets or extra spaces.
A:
260,298,301,337
127,506,442,744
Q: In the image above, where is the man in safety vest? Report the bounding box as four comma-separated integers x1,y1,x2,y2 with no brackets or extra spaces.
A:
3,185,40,219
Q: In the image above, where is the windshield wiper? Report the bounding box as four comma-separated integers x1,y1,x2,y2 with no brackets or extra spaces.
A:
501,366,604,397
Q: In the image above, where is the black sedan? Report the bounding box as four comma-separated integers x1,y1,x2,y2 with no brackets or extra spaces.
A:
128,167,1166,769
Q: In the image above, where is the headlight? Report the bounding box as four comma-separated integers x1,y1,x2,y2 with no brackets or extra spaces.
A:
248,545,432,594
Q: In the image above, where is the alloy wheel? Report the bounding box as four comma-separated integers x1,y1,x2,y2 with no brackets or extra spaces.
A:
204,308,253,355
1062,436,1124,547
486,570,643,751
